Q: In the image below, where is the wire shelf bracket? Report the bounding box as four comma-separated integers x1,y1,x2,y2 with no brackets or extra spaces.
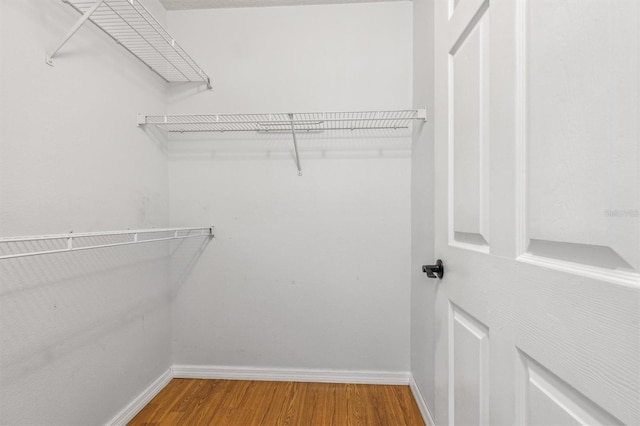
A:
138,108,427,175
288,113,302,176
46,0,212,89
0,226,214,260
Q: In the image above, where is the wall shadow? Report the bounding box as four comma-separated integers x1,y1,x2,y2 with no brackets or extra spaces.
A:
165,129,413,163
0,232,212,384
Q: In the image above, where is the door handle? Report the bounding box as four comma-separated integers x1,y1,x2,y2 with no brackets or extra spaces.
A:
422,259,444,279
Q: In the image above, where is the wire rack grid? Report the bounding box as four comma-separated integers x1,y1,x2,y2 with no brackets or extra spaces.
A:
54,0,211,87
140,109,427,133
0,227,214,260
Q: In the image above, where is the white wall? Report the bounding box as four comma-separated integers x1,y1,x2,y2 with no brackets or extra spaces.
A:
1,1,420,422
411,0,436,415
0,1,171,424
166,2,414,372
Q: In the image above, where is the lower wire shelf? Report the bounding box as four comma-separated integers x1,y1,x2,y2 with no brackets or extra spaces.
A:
0,226,214,260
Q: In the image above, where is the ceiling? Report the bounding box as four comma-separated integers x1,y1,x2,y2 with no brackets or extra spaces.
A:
160,0,407,10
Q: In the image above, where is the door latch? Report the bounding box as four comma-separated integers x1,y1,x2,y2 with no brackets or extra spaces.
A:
422,259,444,279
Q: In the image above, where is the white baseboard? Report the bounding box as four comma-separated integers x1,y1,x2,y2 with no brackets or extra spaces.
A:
409,375,436,426
105,366,423,425
172,364,411,385
106,368,173,426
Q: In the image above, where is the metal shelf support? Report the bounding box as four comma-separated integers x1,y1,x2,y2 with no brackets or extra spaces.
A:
46,0,105,66
288,113,303,176
0,227,214,260
47,0,211,88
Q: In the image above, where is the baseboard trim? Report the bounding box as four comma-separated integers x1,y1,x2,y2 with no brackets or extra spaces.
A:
409,375,436,426
106,368,173,426
105,366,421,425
172,364,411,385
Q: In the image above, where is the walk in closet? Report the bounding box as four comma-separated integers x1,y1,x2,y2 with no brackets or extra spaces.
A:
2,0,420,424
3,0,639,425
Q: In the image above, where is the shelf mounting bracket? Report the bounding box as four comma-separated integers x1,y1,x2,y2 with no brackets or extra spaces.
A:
288,113,302,176
46,0,106,66
417,107,427,122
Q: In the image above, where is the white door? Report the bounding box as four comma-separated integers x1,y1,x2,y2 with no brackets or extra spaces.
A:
432,0,639,424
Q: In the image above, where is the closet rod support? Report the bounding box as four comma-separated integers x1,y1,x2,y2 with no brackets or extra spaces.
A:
46,0,106,66
288,113,302,176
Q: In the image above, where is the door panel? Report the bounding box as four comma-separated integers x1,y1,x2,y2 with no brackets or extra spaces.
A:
433,0,640,424
449,0,490,251
449,9,489,246
517,0,639,281
450,303,490,425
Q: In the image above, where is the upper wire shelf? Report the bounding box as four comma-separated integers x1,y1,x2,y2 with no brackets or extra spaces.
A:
47,0,211,88
137,109,427,133
0,227,213,260
138,109,426,175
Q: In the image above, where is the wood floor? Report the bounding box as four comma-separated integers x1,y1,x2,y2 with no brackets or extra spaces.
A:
129,379,425,425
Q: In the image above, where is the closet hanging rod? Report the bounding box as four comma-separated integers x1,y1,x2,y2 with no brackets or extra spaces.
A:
0,226,214,260
47,0,212,89
142,109,427,118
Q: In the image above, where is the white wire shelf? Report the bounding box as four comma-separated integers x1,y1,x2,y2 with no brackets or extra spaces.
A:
138,109,427,133
138,109,426,175
0,227,214,260
47,0,211,88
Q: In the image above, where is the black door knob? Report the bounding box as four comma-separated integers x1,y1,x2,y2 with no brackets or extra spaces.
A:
422,259,444,279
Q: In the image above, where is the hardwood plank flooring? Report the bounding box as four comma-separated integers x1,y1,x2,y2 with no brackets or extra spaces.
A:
128,379,425,426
